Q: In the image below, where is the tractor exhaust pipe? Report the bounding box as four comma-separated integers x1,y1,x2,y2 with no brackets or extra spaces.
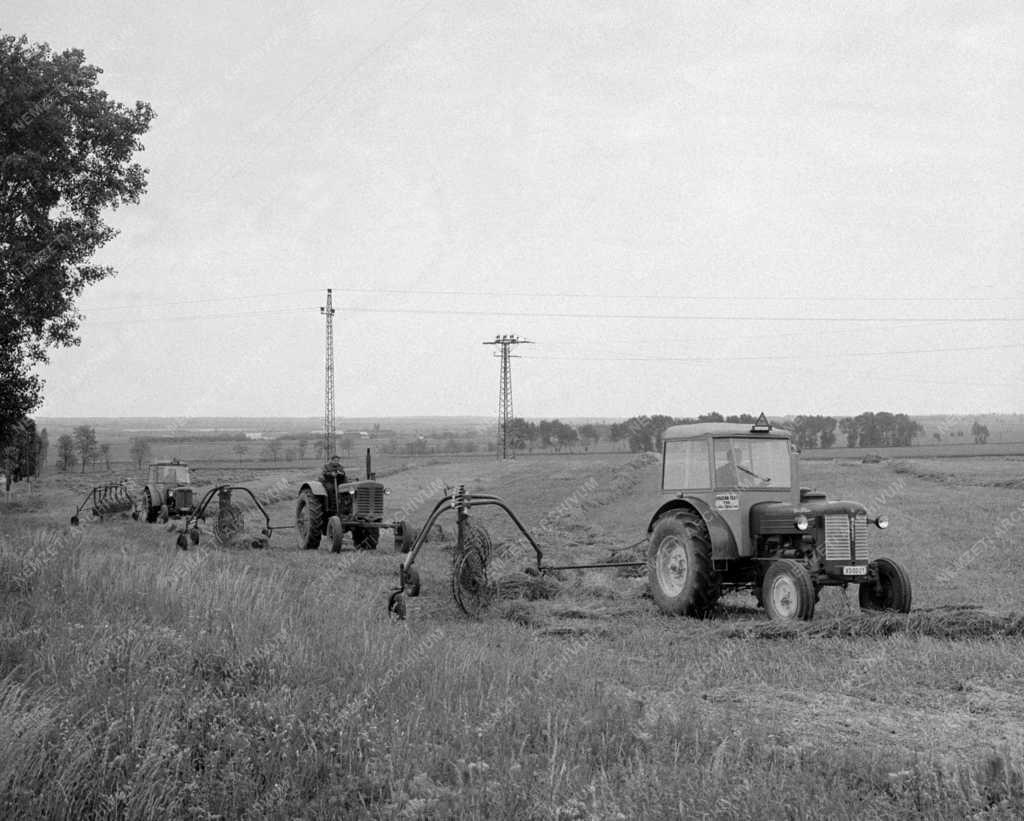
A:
366,447,375,480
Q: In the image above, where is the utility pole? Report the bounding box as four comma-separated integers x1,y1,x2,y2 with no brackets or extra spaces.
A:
483,334,532,460
321,288,336,460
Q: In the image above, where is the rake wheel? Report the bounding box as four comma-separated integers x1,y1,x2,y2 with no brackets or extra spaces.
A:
463,522,493,562
215,503,244,544
451,544,492,616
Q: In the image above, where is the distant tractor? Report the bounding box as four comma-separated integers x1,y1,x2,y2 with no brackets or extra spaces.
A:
295,450,411,552
647,415,911,621
138,460,195,523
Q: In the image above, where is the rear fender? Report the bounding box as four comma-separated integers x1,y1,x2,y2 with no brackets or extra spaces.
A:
300,481,327,498
647,497,739,559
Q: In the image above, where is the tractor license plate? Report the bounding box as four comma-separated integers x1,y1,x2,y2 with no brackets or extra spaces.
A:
842,565,867,576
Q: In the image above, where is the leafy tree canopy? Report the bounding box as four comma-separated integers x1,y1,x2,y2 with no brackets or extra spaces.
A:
0,34,154,437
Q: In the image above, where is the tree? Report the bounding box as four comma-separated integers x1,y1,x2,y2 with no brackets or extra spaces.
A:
56,433,76,471
578,424,599,451
507,418,537,452
615,415,681,452
0,417,41,482
262,440,282,462
37,427,48,474
839,412,922,448
338,435,354,457
971,420,990,444
99,443,111,470
72,425,97,472
129,437,151,469
0,35,154,448
296,437,308,460
790,415,838,450
233,443,248,463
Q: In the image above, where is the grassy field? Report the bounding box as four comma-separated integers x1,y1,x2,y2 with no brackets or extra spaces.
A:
2,452,1024,817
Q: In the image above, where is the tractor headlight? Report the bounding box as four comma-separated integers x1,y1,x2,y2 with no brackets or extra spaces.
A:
794,514,809,532
384,488,391,495
874,515,889,529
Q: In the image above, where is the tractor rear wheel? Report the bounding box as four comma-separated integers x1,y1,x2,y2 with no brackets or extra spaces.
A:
859,557,912,613
296,490,325,550
762,559,816,621
353,526,379,551
647,512,719,617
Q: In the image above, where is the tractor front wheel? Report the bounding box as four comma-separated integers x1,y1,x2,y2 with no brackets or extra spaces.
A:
647,512,719,617
140,490,157,523
296,490,325,550
762,559,816,621
327,516,344,552
859,557,912,613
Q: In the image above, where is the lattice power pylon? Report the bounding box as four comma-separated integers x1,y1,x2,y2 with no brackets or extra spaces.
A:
483,334,532,459
321,289,336,459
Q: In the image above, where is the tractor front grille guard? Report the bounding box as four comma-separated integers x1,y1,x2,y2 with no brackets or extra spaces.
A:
387,485,645,620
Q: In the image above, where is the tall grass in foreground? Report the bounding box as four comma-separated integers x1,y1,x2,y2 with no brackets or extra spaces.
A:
1,521,1023,819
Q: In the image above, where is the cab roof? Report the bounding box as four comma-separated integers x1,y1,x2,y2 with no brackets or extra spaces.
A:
662,422,791,440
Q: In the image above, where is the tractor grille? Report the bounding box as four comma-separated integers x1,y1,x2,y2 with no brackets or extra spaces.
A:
853,512,869,563
824,515,851,561
354,484,384,518
174,488,194,510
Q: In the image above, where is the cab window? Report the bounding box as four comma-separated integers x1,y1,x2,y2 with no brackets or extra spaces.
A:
713,438,791,489
155,466,189,484
662,439,711,490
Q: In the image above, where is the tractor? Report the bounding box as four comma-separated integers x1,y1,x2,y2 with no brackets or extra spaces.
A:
646,414,911,621
295,450,410,552
138,460,195,523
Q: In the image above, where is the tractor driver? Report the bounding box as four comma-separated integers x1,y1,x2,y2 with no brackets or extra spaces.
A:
716,446,766,487
715,448,740,487
322,455,347,484
716,447,756,487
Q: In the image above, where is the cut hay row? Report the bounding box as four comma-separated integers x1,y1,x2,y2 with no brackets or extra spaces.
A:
720,606,1024,640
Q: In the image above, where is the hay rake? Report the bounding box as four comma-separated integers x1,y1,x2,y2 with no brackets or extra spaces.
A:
172,485,293,549
70,480,137,525
387,485,645,620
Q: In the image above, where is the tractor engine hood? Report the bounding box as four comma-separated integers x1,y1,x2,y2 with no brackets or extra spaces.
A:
751,499,867,535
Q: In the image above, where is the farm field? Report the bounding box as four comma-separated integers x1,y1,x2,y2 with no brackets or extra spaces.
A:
2,453,1024,817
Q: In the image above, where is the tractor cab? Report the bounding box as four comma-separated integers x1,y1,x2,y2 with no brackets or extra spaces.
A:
150,462,191,487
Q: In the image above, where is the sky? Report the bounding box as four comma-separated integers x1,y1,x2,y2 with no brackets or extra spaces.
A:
6,0,1023,420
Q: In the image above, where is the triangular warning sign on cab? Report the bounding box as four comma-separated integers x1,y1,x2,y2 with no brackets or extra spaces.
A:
752,412,771,432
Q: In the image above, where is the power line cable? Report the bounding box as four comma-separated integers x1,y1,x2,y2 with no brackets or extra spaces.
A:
521,342,1024,363
80,284,1022,312
81,303,1024,325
